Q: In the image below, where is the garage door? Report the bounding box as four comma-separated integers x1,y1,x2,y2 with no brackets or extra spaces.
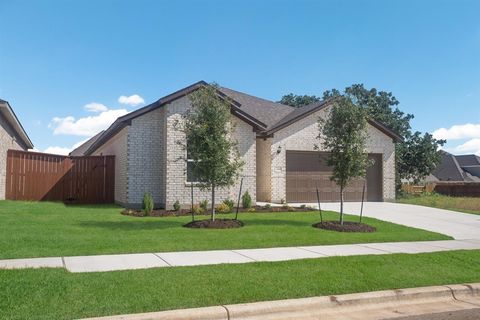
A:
286,151,383,203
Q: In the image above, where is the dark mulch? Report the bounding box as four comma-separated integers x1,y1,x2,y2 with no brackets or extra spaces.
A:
183,219,244,229
121,205,315,218
312,221,376,233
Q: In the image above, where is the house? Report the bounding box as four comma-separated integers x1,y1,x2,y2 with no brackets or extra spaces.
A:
0,99,34,200
425,151,480,182
76,81,402,209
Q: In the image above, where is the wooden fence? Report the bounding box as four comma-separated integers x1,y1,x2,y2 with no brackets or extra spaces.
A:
402,182,480,197
5,150,115,204
434,182,480,197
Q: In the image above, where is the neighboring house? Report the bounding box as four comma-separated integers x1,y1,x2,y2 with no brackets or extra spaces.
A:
426,151,480,182
0,99,34,199
76,81,402,209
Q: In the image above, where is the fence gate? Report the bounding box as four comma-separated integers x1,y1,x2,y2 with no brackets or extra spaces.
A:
5,150,115,204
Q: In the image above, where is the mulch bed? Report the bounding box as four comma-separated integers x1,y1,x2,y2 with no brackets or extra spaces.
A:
183,219,244,229
121,205,315,218
312,221,376,233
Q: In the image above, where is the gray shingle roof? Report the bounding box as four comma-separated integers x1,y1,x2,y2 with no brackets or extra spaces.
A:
455,154,480,167
69,131,105,156
218,86,294,129
432,151,480,182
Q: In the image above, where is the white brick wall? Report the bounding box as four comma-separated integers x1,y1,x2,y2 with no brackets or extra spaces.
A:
164,96,256,209
0,116,28,199
128,108,166,207
267,107,396,202
92,127,129,205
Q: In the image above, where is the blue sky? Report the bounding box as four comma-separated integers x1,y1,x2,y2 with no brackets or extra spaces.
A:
1,0,479,154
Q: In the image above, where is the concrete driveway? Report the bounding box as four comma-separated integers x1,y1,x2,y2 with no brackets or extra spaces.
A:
304,202,480,240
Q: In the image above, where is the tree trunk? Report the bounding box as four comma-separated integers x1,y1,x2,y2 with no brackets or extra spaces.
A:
339,186,344,225
211,184,216,222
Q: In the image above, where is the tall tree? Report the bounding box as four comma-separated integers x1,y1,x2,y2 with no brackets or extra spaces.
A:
397,132,445,183
179,84,244,221
278,93,321,108
317,96,371,224
283,84,446,187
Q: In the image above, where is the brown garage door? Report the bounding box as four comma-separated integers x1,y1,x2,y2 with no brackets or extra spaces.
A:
286,151,382,203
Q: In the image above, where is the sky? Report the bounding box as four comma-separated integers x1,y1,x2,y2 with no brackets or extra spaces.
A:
0,0,479,155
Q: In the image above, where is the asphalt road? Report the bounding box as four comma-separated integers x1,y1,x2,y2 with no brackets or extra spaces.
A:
390,308,480,320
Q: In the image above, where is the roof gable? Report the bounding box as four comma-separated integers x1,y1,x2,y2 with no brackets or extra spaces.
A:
0,99,34,149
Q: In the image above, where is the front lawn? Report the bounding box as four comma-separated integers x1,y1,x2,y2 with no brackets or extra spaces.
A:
0,201,450,259
1,250,479,319
398,193,480,215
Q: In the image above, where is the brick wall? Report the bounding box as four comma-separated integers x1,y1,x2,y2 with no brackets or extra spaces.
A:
0,116,28,200
92,127,128,205
268,106,396,202
128,108,166,207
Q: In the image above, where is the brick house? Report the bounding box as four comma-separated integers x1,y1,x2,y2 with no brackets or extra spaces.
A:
75,81,402,209
0,99,34,200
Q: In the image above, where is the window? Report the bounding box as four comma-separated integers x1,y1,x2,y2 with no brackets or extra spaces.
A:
186,142,200,183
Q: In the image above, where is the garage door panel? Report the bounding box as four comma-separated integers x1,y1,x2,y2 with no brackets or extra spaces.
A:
286,151,382,203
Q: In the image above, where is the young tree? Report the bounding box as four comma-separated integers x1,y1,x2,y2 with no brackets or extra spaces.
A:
180,84,244,222
317,96,371,225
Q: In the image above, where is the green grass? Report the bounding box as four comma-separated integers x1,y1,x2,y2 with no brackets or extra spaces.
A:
1,250,480,319
398,193,480,215
0,201,451,259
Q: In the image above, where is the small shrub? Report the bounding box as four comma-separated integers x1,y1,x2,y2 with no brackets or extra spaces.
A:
300,204,306,209
143,193,154,216
287,206,296,212
216,203,230,213
242,191,252,209
280,198,285,204
263,203,272,210
193,205,205,215
247,207,256,212
173,200,181,211
223,199,235,212
199,199,208,211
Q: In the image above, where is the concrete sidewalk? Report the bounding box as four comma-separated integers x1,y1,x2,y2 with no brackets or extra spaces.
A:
1,239,480,273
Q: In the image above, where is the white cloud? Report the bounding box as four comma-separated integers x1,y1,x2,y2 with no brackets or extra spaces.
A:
49,108,128,136
453,138,480,155
84,102,108,113
43,146,72,155
432,123,480,140
42,138,91,156
118,94,144,106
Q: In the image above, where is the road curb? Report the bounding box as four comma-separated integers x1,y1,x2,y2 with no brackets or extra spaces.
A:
82,283,480,320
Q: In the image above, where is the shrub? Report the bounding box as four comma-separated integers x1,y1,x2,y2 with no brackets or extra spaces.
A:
242,191,252,209
143,193,154,216
247,207,256,212
199,199,208,211
173,200,181,211
216,203,231,213
300,204,306,209
280,198,285,204
223,199,235,212
193,205,205,215
263,203,272,210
